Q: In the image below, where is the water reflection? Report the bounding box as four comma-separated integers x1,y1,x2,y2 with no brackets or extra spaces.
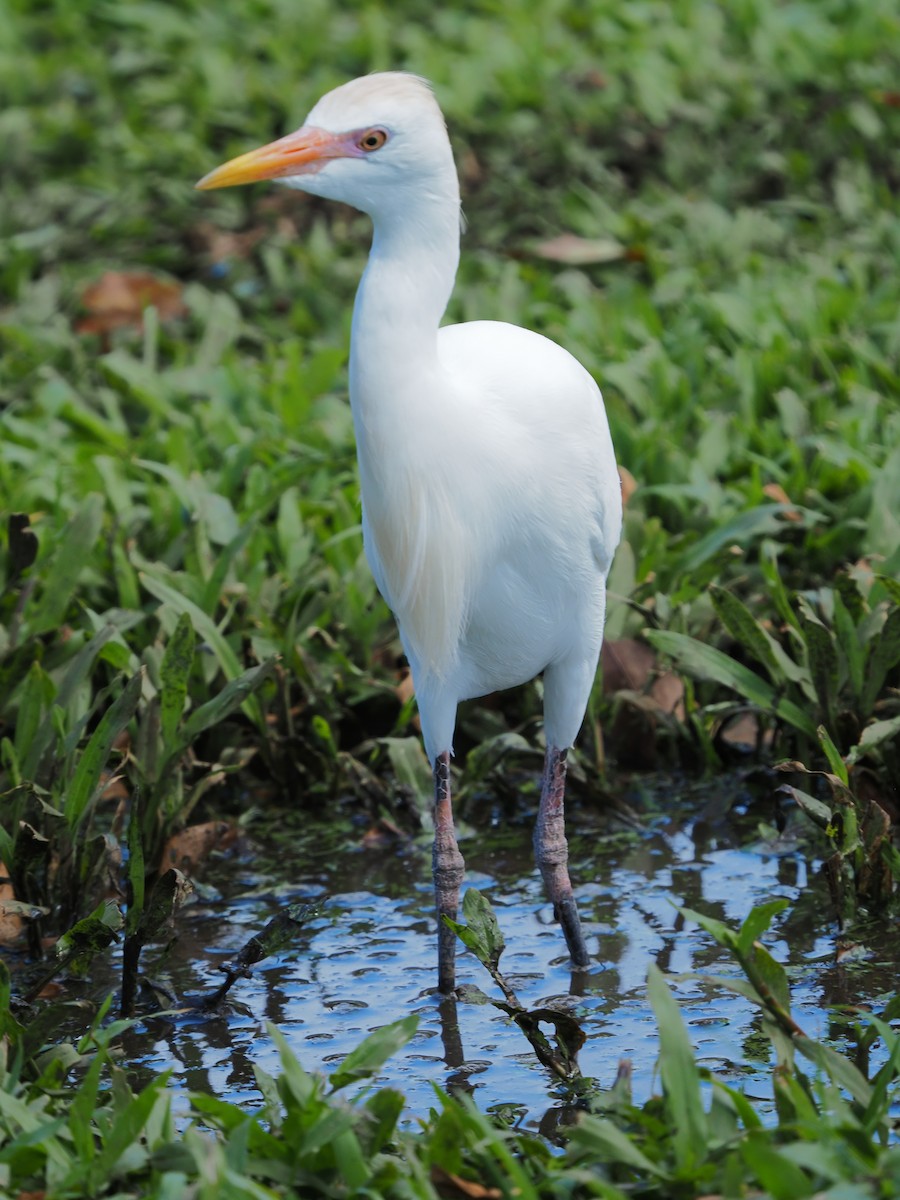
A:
120,780,893,1129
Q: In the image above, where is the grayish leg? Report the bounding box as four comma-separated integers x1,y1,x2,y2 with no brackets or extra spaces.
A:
533,745,590,967
433,750,465,993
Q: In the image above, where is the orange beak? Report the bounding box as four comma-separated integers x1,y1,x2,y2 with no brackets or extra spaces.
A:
195,126,357,190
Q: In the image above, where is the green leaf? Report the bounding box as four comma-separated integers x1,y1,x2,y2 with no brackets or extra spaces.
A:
760,545,802,633
787,786,833,830
66,670,144,828
862,606,900,715
678,905,739,952
798,612,839,733
29,494,105,634
199,522,258,618
22,624,118,781
645,630,818,737
710,584,780,679
101,352,187,425
57,899,123,975
793,1036,873,1107
679,504,795,572
159,612,195,747
380,736,433,821
330,1128,368,1189
445,888,506,972
848,714,900,765
646,964,708,1167
568,1114,665,1177
742,1136,814,1199
817,725,848,786
179,659,276,745
748,941,791,1016
232,900,324,969
267,1024,315,1107
139,571,263,730
329,1015,418,1092
832,590,864,710
360,1088,405,1155
737,899,788,955
13,661,55,766
749,942,796,1067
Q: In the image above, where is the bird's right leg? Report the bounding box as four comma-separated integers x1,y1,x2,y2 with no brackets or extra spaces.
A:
433,750,465,993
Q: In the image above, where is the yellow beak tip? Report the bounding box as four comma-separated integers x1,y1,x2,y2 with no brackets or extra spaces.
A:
195,170,225,191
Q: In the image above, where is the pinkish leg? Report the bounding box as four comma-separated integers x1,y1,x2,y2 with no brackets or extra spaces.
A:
433,751,465,993
533,746,590,967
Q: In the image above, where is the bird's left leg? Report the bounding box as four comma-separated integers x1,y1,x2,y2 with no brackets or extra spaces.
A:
533,745,590,967
433,750,466,993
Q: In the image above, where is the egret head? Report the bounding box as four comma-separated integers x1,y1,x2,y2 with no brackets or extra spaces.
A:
196,72,458,219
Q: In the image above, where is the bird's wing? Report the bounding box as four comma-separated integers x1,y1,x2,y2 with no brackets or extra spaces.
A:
436,320,622,576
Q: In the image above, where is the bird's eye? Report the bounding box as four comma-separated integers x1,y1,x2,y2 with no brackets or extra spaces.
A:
357,128,388,153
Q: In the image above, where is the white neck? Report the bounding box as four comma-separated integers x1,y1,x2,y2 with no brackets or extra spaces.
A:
348,191,460,470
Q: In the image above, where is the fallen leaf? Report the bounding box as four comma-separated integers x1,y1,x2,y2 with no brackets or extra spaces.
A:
0,862,23,946
361,816,408,849
762,482,801,521
35,981,64,1000
158,821,237,876
532,233,628,265
719,712,768,749
431,1166,502,1199
578,68,608,90
395,667,421,730
191,220,268,263
602,638,655,693
76,271,186,335
99,770,129,802
650,671,685,719
619,465,638,507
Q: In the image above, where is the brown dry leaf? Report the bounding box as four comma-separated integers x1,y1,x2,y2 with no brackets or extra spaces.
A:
35,981,64,1001
99,770,129,802
720,712,762,748
395,668,421,731
650,671,685,719
361,816,408,850
532,233,627,266
192,219,268,262
602,638,655,693
610,691,668,768
579,68,608,89
0,862,23,946
158,820,237,876
0,908,24,945
619,465,637,507
431,1166,502,1200
76,271,186,335
762,482,802,521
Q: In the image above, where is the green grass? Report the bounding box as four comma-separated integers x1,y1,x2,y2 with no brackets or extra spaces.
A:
1,0,899,1194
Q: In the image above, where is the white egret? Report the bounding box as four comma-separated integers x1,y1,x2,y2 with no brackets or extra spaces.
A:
197,73,622,992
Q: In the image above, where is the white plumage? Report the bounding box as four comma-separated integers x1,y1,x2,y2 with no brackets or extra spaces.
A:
198,72,621,992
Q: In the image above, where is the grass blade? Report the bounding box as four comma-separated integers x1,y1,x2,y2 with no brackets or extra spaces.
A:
646,964,708,1167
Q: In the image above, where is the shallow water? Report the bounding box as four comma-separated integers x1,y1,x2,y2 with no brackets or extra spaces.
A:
122,774,898,1130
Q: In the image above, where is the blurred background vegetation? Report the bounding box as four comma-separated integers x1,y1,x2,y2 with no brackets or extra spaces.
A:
1,2,900,1195
1,0,899,962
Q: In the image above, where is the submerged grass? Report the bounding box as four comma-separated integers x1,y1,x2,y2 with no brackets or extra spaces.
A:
1,0,899,1194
